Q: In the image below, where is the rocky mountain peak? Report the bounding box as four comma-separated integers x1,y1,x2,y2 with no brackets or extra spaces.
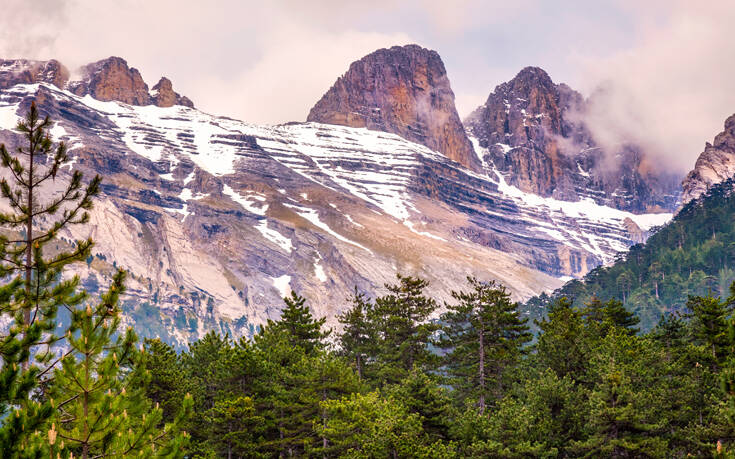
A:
151,77,194,108
681,113,735,204
69,56,152,105
464,66,680,212
307,44,479,171
0,59,70,89
0,56,194,108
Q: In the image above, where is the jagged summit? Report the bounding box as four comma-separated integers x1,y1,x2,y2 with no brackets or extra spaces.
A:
681,114,735,205
307,44,479,171
0,56,193,108
0,59,70,89
465,65,680,213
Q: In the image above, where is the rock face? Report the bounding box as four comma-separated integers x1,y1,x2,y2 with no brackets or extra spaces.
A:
681,114,735,205
69,57,152,105
0,57,193,108
465,67,681,212
307,45,479,171
151,77,194,108
0,59,70,89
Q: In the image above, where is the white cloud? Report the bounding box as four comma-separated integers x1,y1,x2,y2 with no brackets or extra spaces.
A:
575,1,735,172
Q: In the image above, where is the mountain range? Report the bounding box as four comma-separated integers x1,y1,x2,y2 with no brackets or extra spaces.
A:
0,44,729,345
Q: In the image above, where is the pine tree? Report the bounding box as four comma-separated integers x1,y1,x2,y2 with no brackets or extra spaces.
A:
372,274,439,384
384,368,453,441
48,271,192,458
317,391,455,458
570,332,668,457
0,103,99,455
263,291,330,355
337,288,376,379
534,297,591,381
142,338,195,423
687,294,730,364
582,297,640,336
203,396,264,459
438,277,531,413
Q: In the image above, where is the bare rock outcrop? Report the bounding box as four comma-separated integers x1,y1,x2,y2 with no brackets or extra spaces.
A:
681,114,735,205
69,56,152,105
465,67,681,212
151,77,194,108
0,59,70,89
307,44,479,171
0,57,194,108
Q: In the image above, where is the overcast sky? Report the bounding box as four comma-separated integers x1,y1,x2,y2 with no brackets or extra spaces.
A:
2,0,734,172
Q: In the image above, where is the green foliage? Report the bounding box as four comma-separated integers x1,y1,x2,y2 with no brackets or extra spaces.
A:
438,277,531,413
0,103,101,456
337,288,376,379
258,290,330,355
49,270,191,458
371,274,440,384
317,391,456,458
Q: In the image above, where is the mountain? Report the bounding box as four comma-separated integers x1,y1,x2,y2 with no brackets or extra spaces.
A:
465,67,681,213
307,44,479,171
681,114,735,205
0,53,672,346
0,57,193,108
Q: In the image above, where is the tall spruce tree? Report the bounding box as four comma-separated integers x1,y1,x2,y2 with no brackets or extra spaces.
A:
0,103,99,455
687,294,731,364
438,277,531,413
262,291,329,355
337,288,376,379
372,274,439,384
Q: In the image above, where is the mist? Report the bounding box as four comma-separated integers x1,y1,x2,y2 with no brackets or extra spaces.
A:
573,1,735,174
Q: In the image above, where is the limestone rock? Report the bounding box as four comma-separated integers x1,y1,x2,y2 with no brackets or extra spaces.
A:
465,67,680,212
307,44,478,170
681,114,735,205
0,59,69,89
69,56,152,105
151,77,194,108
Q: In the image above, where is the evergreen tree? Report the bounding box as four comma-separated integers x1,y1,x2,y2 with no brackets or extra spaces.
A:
582,296,640,336
263,291,330,355
202,396,264,459
384,368,453,441
142,338,195,423
534,297,591,381
571,332,668,457
438,277,531,413
686,294,731,364
317,391,456,458
49,271,192,458
0,103,99,455
372,275,439,384
337,288,376,380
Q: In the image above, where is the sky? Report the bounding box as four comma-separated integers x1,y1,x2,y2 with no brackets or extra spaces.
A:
1,0,735,173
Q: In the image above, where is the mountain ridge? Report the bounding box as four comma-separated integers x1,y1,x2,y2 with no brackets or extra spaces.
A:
0,49,679,345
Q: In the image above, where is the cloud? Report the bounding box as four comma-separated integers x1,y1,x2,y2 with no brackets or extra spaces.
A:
0,0,70,58
0,0,411,124
575,1,735,173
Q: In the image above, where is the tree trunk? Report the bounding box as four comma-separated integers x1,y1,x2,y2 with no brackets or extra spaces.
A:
83,348,90,459
478,325,486,415
22,120,34,370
